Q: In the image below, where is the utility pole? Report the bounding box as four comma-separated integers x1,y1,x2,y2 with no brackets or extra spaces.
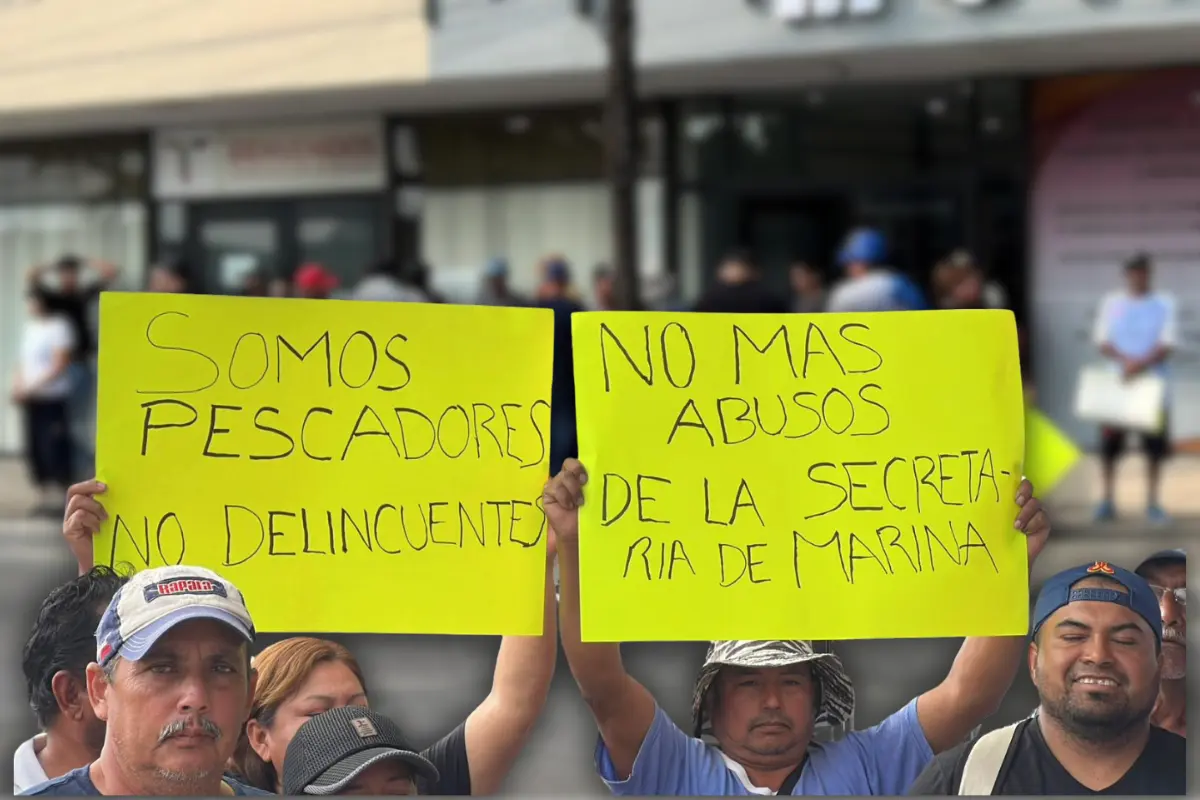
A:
604,0,641,310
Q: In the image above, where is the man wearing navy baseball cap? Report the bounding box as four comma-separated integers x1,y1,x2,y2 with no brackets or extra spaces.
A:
908,561,1186,795
1136,548,1186,737
22,566,271,796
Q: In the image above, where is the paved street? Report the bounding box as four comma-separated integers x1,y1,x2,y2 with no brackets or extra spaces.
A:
0,456,1193,794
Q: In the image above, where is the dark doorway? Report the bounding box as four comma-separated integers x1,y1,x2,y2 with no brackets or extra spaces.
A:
184,196,386,295
738,195,851,297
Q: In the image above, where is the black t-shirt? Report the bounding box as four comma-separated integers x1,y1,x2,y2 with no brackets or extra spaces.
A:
41,287,100,359
907,718,1186,795
419,721,472,795
537,297,584,414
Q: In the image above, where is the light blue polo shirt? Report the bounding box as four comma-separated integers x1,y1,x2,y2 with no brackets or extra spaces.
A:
595,699,933,796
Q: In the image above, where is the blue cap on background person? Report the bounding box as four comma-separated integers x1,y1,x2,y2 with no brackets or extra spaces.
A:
95,566,255,667
837,228,887,267
484,257,508,279
1031,561,1163,645
1135,549,1186,578
545,258,571,284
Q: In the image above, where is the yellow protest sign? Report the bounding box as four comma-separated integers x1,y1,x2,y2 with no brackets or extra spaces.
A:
1024,407,1082,495
573,310,1027,642
95,293,553,635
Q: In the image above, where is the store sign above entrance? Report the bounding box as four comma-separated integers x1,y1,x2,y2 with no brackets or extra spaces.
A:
769,0,887,23
153,120,387,200
765,0,1011,24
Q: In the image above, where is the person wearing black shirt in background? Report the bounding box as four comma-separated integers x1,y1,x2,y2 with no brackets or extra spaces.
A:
694,249,791,315
24,255,120,480
536,258,585,475
907,562,1186,795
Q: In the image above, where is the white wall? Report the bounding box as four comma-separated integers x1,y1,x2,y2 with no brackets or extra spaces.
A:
422,179,663,306
0,203,147,455
1030,70,1200,447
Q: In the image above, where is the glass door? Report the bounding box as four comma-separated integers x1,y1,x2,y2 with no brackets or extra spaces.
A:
192,203,288,295
295,198,385,293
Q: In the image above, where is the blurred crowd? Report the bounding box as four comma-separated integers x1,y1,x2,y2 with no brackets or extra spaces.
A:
17,222,1178,524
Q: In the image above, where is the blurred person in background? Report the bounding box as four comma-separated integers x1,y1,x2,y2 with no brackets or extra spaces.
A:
694,248,790,314
1136,549,1186,737
25,254,118,480
21,566,268,796
907,562,1185,794
593,263,617,310
146,259,190,294
352,258,430,304
411,260,445,304
643,272,687,312
537,257,584,475
16,567,129,793
1091,253,1178,524
790,261,825,314
267,277,291,298
281,706,439,796
535,254,583,303
241,271,269,297
476,257,525,307
826,228,927,313
13,288,76,516
930,250,1007,310
293,263,339,300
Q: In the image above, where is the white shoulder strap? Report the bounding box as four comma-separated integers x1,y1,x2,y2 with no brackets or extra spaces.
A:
956,721,1023,795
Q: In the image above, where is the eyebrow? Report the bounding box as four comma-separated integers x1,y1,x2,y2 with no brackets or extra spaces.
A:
1055,619,1146,635
300,692,368,704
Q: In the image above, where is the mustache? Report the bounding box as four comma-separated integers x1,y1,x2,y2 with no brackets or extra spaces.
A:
749,712,793,730
158,718,222,743
1163,627,1185,645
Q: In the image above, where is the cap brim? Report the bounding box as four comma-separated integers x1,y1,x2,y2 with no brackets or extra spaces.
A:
117,606,254,663
302,747,440,796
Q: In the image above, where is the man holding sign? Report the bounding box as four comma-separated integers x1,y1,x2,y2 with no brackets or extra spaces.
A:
545,459,1051,796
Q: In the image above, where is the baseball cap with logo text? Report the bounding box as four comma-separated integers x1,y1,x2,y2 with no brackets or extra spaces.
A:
95,565,255,667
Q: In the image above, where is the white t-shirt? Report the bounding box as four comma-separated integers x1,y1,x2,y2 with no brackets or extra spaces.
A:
13,733,49,794
20,316,75,400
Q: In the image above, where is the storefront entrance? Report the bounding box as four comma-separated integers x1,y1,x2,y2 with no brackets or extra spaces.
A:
738,195,850,295
184,197,386,295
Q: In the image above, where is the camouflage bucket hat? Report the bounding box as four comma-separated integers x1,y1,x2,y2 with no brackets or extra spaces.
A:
692,640,855,738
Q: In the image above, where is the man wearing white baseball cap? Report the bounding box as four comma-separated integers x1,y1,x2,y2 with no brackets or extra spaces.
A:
22,566,271,796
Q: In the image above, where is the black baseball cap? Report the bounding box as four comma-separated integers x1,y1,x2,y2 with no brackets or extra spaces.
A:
282,706,439,796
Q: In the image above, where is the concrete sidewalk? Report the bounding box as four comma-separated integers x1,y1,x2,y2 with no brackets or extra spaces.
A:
1,453,1197,534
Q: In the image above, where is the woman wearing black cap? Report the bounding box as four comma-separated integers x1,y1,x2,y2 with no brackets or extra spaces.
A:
282,706,438,796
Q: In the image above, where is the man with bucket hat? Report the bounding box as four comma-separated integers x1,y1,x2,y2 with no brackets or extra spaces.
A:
22,566,270,796
908,561,1185,795
544,458,1052,796
1135,548,1186,737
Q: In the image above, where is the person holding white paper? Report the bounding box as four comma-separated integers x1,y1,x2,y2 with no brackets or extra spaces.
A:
1091,253,1179,524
